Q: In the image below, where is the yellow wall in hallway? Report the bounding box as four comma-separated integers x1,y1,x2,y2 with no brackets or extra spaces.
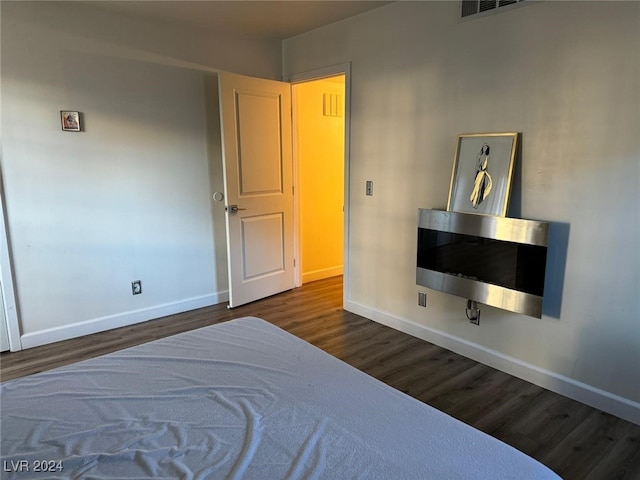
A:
295,76,345,283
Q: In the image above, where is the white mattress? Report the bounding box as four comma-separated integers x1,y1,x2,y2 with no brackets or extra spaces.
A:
1,317,560,479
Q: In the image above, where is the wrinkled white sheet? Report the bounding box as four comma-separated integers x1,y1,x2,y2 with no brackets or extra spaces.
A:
1,317,560,479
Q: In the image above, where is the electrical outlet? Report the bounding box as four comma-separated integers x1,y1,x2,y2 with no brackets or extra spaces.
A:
418,292,427,307
131,280,142,295
466,299,480,325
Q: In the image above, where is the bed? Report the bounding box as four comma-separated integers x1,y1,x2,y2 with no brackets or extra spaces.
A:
1,317,560,479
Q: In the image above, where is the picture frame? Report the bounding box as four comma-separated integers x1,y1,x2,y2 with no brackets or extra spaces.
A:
60,111,81,132
446,132,519,217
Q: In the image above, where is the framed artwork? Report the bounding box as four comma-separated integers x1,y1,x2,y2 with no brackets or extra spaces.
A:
447,132,519,217
60,111,81,132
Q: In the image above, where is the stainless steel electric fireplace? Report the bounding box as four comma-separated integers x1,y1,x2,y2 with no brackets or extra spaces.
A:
417,209,549,318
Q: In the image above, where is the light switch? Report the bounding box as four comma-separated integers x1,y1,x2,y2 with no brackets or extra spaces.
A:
366,180,373,196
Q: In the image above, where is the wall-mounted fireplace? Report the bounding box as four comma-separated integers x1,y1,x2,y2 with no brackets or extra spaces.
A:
417,209,549,318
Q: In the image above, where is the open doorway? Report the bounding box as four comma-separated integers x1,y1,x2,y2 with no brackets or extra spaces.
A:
208,68,348,307
293,75,346,286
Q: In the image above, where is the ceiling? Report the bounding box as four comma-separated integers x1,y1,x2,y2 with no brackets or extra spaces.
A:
91,1,393,40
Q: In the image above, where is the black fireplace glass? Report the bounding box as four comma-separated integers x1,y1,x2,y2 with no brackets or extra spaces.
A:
417,228,547,296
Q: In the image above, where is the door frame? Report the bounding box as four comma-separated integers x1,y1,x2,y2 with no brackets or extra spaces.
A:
286,63,351,305
0,178,22,351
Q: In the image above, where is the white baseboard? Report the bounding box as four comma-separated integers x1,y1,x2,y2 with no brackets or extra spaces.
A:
302,266,343,284
345,299,640,426
20,291,229,349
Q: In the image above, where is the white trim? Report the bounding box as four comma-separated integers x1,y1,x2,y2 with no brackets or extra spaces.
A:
285,63,352,304
344,299,640,426
20,291,228,349
302,266,343,284
291,83,303,288
286,63,351,84
0,178,22,352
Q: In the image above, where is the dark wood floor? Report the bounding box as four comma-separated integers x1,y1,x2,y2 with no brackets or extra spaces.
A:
2,276,639,479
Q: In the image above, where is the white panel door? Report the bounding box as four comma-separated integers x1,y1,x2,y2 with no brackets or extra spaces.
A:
219,72,294,307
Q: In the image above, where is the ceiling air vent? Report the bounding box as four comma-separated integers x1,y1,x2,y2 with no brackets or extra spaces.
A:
461,0,527,19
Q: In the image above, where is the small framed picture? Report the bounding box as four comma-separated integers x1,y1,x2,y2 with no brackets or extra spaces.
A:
447,132,519,217
61,111,81,132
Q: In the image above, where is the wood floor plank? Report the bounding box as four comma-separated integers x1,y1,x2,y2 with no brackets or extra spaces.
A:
1,275,639,480
471,379,545,434
583,423,640,480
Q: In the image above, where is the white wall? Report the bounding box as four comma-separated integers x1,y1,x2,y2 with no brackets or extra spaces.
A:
284,1,640,423
1,2,281,345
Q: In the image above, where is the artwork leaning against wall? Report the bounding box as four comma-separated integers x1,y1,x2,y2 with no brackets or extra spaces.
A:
447,132,519,217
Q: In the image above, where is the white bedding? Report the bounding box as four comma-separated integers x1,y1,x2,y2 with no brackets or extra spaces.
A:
1,317,560,479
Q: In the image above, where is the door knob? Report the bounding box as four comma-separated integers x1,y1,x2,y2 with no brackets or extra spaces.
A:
225,204,247,213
